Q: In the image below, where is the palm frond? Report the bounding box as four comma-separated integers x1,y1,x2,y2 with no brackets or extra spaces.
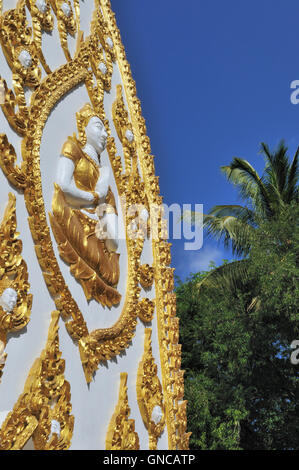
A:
227,158,273,217
197,258,249,292
221,164,259,204
208,204,256,226
284,146,299,203
203,213,254,256
261,141,289,197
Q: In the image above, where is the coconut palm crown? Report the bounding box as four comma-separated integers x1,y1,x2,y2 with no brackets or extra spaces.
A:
199,141,299,289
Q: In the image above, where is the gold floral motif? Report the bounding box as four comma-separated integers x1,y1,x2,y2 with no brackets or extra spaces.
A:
92,1,116,63
0,311,74,450
139,263,154,289
106,372,139,450
0,1,41,135
49,0,76,61
0,193,32,381
137,298,155,324
137,328,165,449
0,134,26,190
112,84,136,176
26,0,54,74
174,401,192,451
0,1,41,84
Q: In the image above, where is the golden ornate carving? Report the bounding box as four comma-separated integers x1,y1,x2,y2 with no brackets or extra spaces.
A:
137,328,165,449
0,0,188,448
0,1,41,135
106,372,139,450
137,298,155,323
139,263,154,289
49,0,76,61
0,311,74,450
0,134,26,190
174,401,192,451
0,192,32,381
26,0,54,74
112,84,136,176
18,37,148,382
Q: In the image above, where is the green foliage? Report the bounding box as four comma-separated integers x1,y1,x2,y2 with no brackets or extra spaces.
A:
176,271,250,449
176,145,299,449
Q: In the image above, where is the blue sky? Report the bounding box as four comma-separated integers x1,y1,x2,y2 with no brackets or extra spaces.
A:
111,0,299,280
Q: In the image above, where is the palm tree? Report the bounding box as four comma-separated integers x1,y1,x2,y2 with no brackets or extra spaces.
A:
195,141,299,291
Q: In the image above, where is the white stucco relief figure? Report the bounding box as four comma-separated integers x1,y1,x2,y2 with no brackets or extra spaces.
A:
0,287,18,313
50,103,121,307
18,50,32,69
56,115,118,252
36,0,48,14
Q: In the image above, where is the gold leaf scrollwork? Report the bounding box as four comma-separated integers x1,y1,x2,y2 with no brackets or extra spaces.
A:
0,192,32,381
49,0,76,62
0,311,74,450
26,0,54,74
137,328,165,449
174,401,192,451
106,372,139,450
112,84,136,176
137,298,155,324
0,1,42,135
139,263,154,289
0,0,189,448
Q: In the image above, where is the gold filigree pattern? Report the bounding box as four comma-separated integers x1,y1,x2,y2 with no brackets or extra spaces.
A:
49,0,76,61
139,263,154,289
26,0,54,74
0,192,32,381
137,298,155,324
0,311,74,450
106,372,139,450
137,328,165,449
0,1,41,135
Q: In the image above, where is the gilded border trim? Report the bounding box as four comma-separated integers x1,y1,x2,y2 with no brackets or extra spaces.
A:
100,0,190,449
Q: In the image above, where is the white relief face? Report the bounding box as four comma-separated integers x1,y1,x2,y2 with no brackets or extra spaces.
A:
98,62,107,75
50,419,61,437
125,129,134,143
61,2,71,17
85,116,108,154
0,288,18,313
106,37,113,49
151,405,163,425
18,50,32,69
36,0,47,14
